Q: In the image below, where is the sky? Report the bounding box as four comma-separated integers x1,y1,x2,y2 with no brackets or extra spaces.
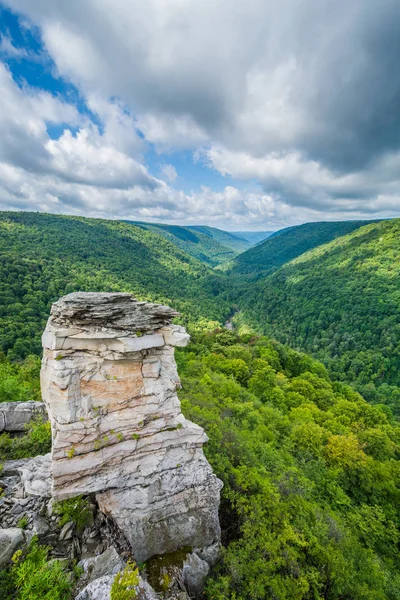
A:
0,1,400,231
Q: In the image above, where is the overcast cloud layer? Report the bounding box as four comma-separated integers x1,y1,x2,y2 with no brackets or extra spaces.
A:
1,0,400,229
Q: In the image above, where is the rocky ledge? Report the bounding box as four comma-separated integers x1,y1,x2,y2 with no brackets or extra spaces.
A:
0,455,210,599
41,292,222,564
0,401,46,433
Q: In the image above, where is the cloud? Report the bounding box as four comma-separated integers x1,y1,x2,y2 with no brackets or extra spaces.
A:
0,62,81,172
136,113,208,151
0,34,29,59
2,0,400,227
0,59,304,228
206,145,400,214
161,164,178,182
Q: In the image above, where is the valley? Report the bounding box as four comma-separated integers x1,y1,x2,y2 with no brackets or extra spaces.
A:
0,210,399,600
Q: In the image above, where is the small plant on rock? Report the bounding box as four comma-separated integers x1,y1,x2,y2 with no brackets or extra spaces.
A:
17,516,29,529
111,561,139,600
66,447,75,459
53,495,93,532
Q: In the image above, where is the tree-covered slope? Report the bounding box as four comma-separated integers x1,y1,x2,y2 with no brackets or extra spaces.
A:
0,212,231,359
129,221,240,266
3,328,400,599
236,219,400,414
230,220,374,278
186,225,250,253
178,329,400,600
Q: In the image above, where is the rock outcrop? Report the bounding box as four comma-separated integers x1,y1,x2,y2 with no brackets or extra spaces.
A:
0,401,46,433
41,292,222,562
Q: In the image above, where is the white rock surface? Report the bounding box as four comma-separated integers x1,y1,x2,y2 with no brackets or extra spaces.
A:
76,546,160,600
160,325,191,347
75,575,114,600
18,453,52,497
42,292,222,562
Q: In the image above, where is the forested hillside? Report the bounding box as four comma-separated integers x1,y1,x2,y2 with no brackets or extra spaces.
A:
229,220,373,278
0,212,230,359
1,210,400,600
129,221,242,266
235,219,400,415
186,225,250,253
178,329,400,599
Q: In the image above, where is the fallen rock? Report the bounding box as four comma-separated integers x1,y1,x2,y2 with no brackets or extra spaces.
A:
32,516,50,537
75,569,160,600
18,454,52,497
195,541,221,566
182,552,210,600
59,521,75,541
0,528,24,568
79,546,124,584
2,458,30,477
0,401,47,433
75,575,113,600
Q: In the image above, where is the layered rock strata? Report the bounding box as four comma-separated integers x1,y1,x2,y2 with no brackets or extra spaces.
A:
41,292,222,561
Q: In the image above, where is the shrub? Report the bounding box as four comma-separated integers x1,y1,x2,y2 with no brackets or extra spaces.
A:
111,561,139,600
9,537,72,600
53,495,93,532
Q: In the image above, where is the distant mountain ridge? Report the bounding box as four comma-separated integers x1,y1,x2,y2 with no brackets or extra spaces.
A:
231,230,274,245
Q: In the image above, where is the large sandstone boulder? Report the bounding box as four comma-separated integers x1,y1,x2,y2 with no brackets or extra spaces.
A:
0,401,46,433
41,292,222,562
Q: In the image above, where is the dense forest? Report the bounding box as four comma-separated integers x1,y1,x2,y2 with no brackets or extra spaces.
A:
178,330,400,599
186,225,251,253
0,212,231,360
229,220,373,278
234,219,400,415
127,221,246,266
1,210,400,599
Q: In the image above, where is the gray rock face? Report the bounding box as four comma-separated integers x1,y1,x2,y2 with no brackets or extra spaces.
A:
0,401,47,433
2,458,30,477
49,292,178,333
75,574,160,600
79,546,125,584
75,575,114,600
0,528,24,568
42,292,222,562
